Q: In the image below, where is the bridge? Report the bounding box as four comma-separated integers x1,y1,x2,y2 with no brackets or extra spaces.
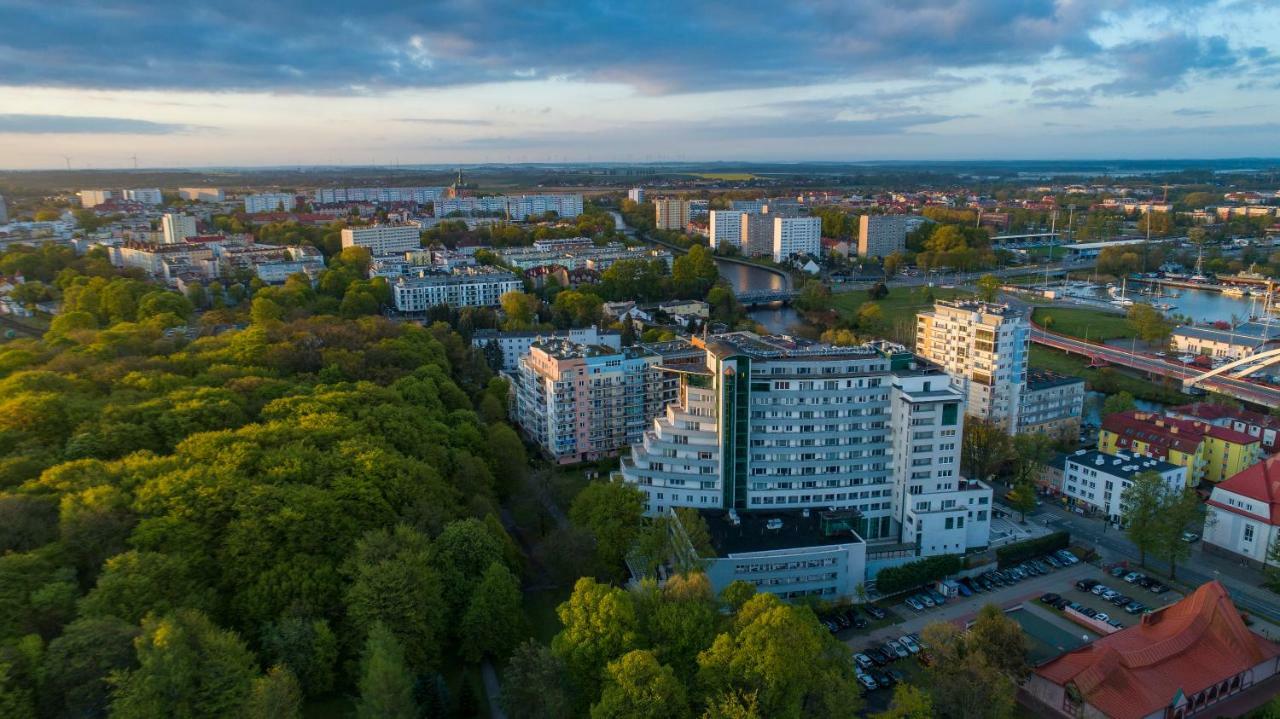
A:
1183,348,1280,391
1030,327,1280,408
736,289,799,306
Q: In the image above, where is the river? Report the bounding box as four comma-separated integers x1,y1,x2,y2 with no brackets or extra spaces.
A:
715,259,800,334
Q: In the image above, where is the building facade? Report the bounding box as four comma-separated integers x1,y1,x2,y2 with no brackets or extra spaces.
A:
627,188,645,203
391,268,521,312
1099,410,1262,485
470,326,622,371
1170,402,1280,453
619,333,992,563
79,190,114,208
161,213,197,244
1062,450,1184,523
0,193,7,224
1204,456,1280,569
122,188,163,205
341,224,422,255
243,193,297,213
708,210,743,251
178,187,225,202
512,339,678,463
654,199,691,230
858,214,909,258
772,216,821,261
916,300,1029,432
1017,369,1085,440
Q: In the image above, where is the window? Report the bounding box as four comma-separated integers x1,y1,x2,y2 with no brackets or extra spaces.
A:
1243,525,1254,543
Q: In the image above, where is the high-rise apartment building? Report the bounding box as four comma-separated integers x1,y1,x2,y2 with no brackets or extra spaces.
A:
0,193,7,223
708,210,743,251
858,215,909,258
772,216,821,261
620,333,992,558
654,199,691,230
513,339,678,463
243,193,297,213
627,188,645,203
79,190,114,208
161,213,197,244
178,188,225,202
916,300,1029,432
731,199,768,213
341,224,422,255
742,212,775,256
123,188,164,205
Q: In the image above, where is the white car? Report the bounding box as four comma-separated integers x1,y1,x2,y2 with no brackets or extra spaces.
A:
1091,584,1108,596
898,635,920,654
854,653,875,671
857,672,878,691
1095,612,1110,623
887,640,909,659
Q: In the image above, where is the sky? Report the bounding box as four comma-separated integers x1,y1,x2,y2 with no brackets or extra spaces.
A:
0,0,1278,170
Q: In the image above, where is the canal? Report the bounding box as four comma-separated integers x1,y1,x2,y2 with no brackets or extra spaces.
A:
715,259,800,334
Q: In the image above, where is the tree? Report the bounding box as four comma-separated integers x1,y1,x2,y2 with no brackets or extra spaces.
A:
244,665,302,719
568,481,646,579
40,616,139,719
976,274,1001,303
1265,534,1280,594
551,578,641,704
260,616,338,698
856,303,885,333
1121,471,1168,565
591,650,689,719
460,562,525,662
355,623,418,719
502,641,572,719
883,252,904,279
1103,391,1136,417
918,621,1017,719
872,684,933,719
500,291,541,330
1127,303,1172,345
702,690,762,719
1007,433,1052,521
866,282,889,301
967,604,1030,680
109,609,258,719
796,280,831,312
1156,487,1204,580
433,518,510,625
962,418,1011,482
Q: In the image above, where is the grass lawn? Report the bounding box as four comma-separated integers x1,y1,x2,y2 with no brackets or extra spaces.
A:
831,286,971,326
1031,306,1134,341
1029,345,1193,405
524,585,571,645
1024,245,1068,259
692,172,757,180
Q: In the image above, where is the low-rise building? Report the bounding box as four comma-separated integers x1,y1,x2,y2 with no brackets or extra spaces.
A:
470,326,622,372
1172,322,1280,360
1061,450,1184,523
1170,401,1280,453
1203,455,1280,569
1025,581,1280,719
390,267,521,312
1017,369,1085,440
671,508,868,601
497,242,670,273
1099,410,1263,485
512,339,677,463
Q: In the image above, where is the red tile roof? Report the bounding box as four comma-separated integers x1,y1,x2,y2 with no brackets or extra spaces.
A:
1102,411,1257,456
1035,581,1280,719
1207,454,1280,524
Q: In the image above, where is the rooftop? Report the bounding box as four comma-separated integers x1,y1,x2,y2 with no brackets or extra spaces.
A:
1207,454,1280,524
933,299,1019,316
1034,581,1280,719
1102,411,1257,454
1065,449,1181,479
701,508,864,555
1172,324,1280,345
1026,368,1085,391
702,331,910,362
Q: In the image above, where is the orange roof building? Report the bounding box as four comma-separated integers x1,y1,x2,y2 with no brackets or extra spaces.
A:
1025,581,1280,719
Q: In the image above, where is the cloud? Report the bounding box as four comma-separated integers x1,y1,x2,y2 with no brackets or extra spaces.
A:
0,114,193,134
395,117,493,126
0,0,1263,96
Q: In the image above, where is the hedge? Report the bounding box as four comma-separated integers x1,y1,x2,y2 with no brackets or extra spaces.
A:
875,554,963,596
996,531,1070,567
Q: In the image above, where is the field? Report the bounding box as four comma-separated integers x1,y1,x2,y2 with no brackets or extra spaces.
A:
832,286,970,325
691,172,758,181
1031,306,1133,341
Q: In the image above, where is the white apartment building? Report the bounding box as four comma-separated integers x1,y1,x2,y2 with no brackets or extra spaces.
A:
1203,455,1280,569
731,200,768,213
620,333,992,561
178,187,225,202
470,326,622,371
858,215,909,258
1062,450,1184,524
628,188,645,203
709,210,743,251
123,188,163,205
916,300,1029,433
434,194,583,220
391,268,521,312
512,339,678,463
161,213,197,244
0,194,7,224
79,190,114,208
341,224,422,255
243,193,297,213
772,216,821,262
313,187,445,204
654,199,691,230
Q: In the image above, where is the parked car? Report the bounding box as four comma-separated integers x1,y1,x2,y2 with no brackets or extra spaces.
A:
1095,612,1110,623
978,577,994,591
927,589,947,605
1124,601,1146,614
908,632,926,650
1044,555,1063,569
1101,589,1120,601
1137,577,1156,589
1056,550,1080,564
867,648,890,666
1149,583,1169,594
887,668,906,685
854,653,875,671
1076,578,1100,592
1040,593,1061,604
852,614,868,629
1091,584,1109,596
887,640,910,659
1068,602,1084,613
916,594,935,608
1124,572,1143,583
899,635,920,654
1082,607,1098,618
955,581,972,598
873,669,895,688
1053,597,1071,610
1109,566,1127,578
882,642,902,660
857,672,878,691
864,606,886,620
1181,531,1200,543
1108,619,1124,629
1111,594,1132,607
905,596,924,612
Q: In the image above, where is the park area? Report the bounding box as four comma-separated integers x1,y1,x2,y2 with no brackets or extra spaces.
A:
1031,307,1134,341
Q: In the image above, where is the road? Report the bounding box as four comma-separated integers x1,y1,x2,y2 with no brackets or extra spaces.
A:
1031,325,1280,407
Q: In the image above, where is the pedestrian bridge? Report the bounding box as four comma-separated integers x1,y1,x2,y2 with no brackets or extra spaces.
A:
736,289,799,306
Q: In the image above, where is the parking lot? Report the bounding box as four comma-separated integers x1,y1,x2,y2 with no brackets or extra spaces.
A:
1038,564,1183,631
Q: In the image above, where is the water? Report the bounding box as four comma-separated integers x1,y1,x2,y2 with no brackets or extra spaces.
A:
715,259,800,333
1083,392,1162,425
1102,283,1266,324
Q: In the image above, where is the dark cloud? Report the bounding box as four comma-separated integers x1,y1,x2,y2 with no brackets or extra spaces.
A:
0,114,193,134
0,0,1260,96
1091,33,1246,96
